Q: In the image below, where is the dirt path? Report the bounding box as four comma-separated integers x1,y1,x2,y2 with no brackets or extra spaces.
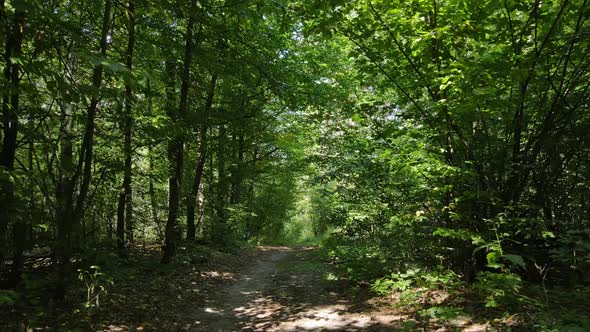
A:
187,246,401,332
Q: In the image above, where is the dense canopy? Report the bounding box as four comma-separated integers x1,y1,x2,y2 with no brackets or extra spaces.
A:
1,0,589,330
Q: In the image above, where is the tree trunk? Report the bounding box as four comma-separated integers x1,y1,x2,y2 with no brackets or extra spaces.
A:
0,0,7,277
230,132,237,204
10,125,34,284
116,187,126,253
55,84,75,302
116,0,135,255
162,0,198,263
248,144,258,200
73,0,112,228
55,0,112,300
231,131,244,205
148,145,160,235
162,59,178,263
0,1,23,283
196,180,206,237
213,124,227,243
147,81,160,237
124,0,135,244
187,74,216,241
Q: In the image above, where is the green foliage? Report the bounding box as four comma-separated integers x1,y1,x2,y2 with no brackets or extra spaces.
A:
372,268,461,301
0,290,19,306
289,2,590,328
325,240,390,281
473,272,522,308
549,310,590,332
417,306,464,322
372,269,421,294
77,266,114,310
550,229,590,268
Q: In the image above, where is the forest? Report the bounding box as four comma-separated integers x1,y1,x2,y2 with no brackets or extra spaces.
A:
1,0,589,330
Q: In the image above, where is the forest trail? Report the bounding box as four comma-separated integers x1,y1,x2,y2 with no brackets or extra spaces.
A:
186,246,401,331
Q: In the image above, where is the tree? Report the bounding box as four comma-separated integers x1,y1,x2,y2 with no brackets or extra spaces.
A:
186,74,216,241
0,0,25,283
161,0,199,263
116,0,136,255
54,0,113,299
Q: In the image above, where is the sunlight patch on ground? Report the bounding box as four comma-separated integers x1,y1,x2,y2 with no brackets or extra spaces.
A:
456,322,489,332
203,307,224,315
273,304,398,331
256,246,293,252
103,324,129,331
199,271,235,280
234,295,285,320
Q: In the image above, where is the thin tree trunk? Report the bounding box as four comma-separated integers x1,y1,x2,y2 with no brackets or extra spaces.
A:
73,0,112,229
230,132,237,204
55,0,112,300
0,0,8,279
149,145,159,229
162,0,198,262
147,80,160,236
116,185,126,253
207,135,214,239
116,0,135,255
55,83,75,301
248,144,258,200
0,1,23,283
213,124,227,243
196,181,205,237
10,126,33,284
231,131,244,204
186,153,206,241
187,74,216,241
124,0,135,244
162,59,177,261
55,44,76,298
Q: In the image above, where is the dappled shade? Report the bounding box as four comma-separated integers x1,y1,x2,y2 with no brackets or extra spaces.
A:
1,0,589,330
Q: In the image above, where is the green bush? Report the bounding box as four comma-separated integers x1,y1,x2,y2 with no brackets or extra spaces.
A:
473,271,522,308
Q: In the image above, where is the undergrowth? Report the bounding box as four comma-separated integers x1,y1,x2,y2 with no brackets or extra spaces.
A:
320,239,590,331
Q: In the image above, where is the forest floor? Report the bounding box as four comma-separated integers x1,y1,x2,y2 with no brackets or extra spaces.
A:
5,245,517,331
91,245,492,332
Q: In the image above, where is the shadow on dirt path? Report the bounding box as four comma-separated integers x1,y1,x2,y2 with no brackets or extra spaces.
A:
187,246,403,332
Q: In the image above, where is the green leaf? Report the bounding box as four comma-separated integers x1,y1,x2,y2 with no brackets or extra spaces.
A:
0,290,19,305
486,251,499,264
504,254,525,268
351,114,363,123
